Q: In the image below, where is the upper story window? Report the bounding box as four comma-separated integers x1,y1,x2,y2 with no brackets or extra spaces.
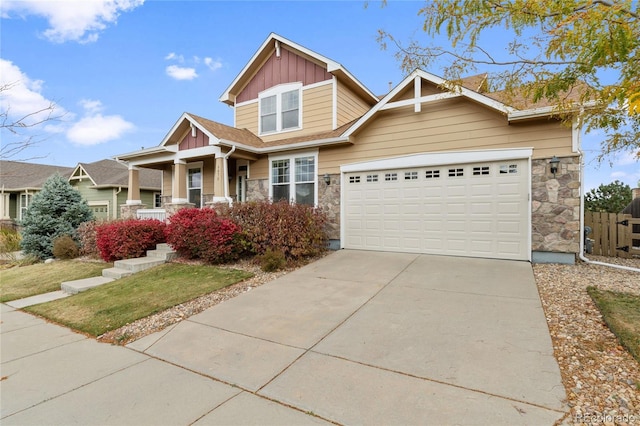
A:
259,83,301,135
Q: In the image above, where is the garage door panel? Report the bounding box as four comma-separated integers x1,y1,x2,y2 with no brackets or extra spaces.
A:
344,158,529,260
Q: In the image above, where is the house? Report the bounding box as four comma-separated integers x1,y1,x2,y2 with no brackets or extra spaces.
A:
0,159,161,225
115,33,585,264
0,161,73,226
68,159,162,220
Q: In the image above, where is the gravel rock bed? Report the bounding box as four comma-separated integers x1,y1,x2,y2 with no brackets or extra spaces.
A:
98,253,639,424
534,256,640,425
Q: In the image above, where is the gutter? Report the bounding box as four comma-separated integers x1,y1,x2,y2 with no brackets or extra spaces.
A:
575,117,640,273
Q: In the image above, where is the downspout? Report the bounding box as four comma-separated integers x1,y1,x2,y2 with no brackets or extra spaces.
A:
223,145,236,204
113,186,122,219
576,116,640,273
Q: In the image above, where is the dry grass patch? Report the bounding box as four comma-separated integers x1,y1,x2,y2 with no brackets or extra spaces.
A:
0,260,111,302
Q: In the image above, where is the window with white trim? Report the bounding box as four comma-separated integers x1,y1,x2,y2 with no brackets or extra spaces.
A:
187,165,202,208
270,152,317,205
154,193,162,208
259,83,301,134
20,193,32,220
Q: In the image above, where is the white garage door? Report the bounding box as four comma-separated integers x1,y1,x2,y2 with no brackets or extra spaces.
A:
343,159,529,260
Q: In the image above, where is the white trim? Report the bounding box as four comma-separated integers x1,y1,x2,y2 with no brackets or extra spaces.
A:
302,79,332,92
572,117,581,153
268,149,319,205
342,69,515,138
414,76,421,113
126,200,142,205
235,98,258,108
259,82,303,135
219,136,349,155
340,148,534,173
332,76,338,130
380,92,461,111
124,145,222,168
68,164,97,186
187,161,204,208
0,193,10,219
171,198,189,204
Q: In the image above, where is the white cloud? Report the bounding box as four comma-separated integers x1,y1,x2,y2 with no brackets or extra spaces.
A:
165,65,198,81
1,0,144,43
66,99,134,145
164,52,184,62
204,57,222,71
0,59,67,125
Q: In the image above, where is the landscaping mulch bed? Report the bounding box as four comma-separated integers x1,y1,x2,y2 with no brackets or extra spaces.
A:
534,256,640,425
99,252,639,424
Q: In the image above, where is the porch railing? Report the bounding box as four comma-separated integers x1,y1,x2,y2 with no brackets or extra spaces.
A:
136,209,166,222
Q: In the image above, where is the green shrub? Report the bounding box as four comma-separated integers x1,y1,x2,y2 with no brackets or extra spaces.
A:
20,174,93,259
259,248,287,272
0,228,21,254
52,235,80,259
220,200,328,259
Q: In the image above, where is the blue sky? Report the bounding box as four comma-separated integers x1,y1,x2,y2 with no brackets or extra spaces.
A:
1,0,638,191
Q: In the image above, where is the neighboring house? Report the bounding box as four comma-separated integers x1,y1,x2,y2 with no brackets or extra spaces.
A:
0,161,73,225
69,159,162,220
0,159,162,225
116,33,586,263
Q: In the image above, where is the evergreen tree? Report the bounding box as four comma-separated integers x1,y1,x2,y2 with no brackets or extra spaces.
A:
20,173,94,259
585,180,632,213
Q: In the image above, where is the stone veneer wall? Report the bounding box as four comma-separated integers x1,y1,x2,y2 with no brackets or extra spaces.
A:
318,174,340,240
120,203,147,219
164,202,195,219
531,156,581,254
246,179,269,202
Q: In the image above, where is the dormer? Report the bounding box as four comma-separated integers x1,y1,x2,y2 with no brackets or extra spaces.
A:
220,33,378,143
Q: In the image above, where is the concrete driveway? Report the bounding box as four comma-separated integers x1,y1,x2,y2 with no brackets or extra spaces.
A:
1,250,567,425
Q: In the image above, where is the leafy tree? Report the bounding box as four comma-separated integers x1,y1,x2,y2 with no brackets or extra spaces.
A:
585,180,632,213
377,0,639,160
20,174,93,259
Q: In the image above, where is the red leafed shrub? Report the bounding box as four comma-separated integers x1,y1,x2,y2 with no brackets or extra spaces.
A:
165,207,242,264
96,219,166,262
220,200,328,259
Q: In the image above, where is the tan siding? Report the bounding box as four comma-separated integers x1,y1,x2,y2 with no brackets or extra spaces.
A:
236,102,259,134
249,156,269,180
260,84,334,143
337,81,370,126
202,157,215,194
319,99,572,173
162,167,172,196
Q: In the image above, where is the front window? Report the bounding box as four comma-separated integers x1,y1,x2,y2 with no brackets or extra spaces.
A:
154,192,162,208
270,153,316,205
259,83,301,134
20,193,32,220
188,167,202,208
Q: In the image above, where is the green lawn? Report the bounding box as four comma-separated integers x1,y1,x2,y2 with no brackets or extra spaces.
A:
587,286,640,363
0,260,112,302
25,263,253,336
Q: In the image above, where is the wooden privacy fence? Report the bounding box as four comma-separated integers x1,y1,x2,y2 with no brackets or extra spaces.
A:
584,211,640,258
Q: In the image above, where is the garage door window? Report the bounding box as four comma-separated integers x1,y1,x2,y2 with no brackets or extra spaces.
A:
425,170,440,179
473,166,490,176
499,164,519,175
270,153,316,205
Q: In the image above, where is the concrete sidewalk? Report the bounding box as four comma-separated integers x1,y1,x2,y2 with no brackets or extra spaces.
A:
1,250,568,425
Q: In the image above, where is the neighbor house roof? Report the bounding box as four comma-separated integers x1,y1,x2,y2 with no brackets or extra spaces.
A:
72,159,161,190
0,161,73,191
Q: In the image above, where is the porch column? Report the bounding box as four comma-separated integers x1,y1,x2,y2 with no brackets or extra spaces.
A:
126,166,141,205
212,154,227,203
172,160,188,203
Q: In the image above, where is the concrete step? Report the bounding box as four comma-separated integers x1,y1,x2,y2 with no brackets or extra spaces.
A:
102,267,134,279
147,246,177,261
114,257,166,273
7,290,71,308
62,276,115,295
